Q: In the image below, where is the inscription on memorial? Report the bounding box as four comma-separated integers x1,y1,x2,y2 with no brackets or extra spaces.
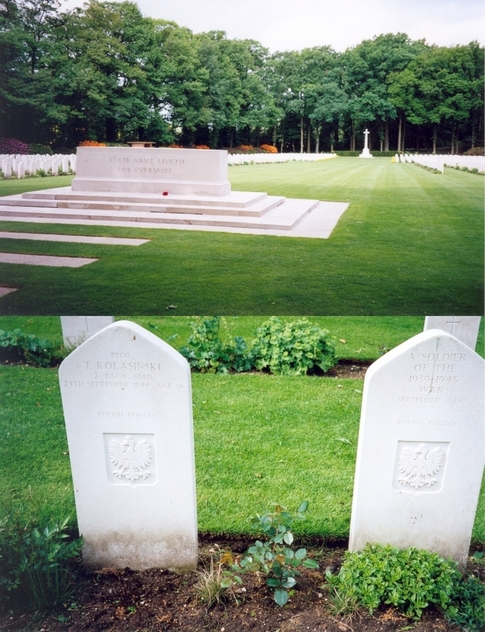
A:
61,351,185,391
393,441,448,493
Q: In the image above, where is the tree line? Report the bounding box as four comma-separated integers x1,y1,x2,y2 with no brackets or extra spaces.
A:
0,0,483,153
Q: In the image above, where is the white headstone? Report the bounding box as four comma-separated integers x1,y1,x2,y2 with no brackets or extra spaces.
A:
59,320,198,571
349,329,485,568
424,316,481,351
61,316,115,348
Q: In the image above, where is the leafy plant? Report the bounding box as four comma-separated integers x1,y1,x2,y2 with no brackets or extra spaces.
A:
179,316,252,373
325,543,485,629
250,318,337,375
235,502,319,606
0,514,82,612
0,328,65,367
194,552,243,607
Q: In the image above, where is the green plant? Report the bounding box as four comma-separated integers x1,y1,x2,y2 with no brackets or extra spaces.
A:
194,553,243,607
236,502,319,606
325,543,485,629
179,316,252,373
250,318,337,375
0,514,82,612
0,328,65,367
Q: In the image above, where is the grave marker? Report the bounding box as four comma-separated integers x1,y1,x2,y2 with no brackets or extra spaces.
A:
424,316,481,351
59,320,198,571
349,329,484,567
61,316,115,348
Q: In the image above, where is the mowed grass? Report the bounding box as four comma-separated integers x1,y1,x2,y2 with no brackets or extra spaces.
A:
1,364,484,542
0,316,484,541
0,159,483,315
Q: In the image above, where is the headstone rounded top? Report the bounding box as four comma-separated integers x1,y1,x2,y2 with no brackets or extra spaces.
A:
60,319,189,372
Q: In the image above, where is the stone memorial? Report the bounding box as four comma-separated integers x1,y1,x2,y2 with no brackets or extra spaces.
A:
349,329,485,567
72,146,231,195
59,320,198,571
359,128,373,159
424,316,481,351
61,316,115,348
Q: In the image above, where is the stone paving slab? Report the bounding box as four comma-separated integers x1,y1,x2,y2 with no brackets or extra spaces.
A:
0,252,98,267
0,286,17,296
0,232,149,246
0,201,349,239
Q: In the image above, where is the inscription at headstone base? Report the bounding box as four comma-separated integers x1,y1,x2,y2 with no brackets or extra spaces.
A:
59,321,198,571
349,329,485,568
424,316,481,351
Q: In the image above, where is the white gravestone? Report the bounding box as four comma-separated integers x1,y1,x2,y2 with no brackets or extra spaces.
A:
61,316,115,349
349,329,484,568
424,316,481,351
72,147,231,196
59,320,198,571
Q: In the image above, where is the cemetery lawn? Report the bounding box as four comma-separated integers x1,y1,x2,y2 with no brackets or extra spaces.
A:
1,361,484,543
0,159,483,314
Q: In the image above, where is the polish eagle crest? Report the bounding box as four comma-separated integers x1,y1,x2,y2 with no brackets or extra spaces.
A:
109,435,153,482
398,443,444,489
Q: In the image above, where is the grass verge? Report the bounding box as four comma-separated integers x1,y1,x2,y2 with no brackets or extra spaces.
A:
0,159,482,315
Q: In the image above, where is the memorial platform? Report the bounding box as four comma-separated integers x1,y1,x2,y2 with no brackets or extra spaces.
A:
0,147,349,238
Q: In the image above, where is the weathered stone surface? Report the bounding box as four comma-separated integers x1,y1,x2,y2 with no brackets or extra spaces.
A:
349,329,485,567
59,320,197,571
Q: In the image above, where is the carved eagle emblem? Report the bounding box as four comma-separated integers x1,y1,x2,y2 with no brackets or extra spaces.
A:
398,443,444,489
109,435,153,482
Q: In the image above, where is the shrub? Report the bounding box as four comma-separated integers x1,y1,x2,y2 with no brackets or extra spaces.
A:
237,144,253,151
28,143,52,155
234,502,319,606
0,137,30,154
179,316,252,373
464,147,484,156
195,144,210,150
326,543,485,629
0,514,82,612
78,140,106,147
260,143,278,153
0,329,65,367
250,317,337,375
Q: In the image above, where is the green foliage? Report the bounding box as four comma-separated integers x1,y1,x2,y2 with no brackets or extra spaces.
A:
326,543,485,629
0,513,82,612
250,318,337,375
0,328,65,367
194,553,243,607
235,502,319,606
179,316,251,373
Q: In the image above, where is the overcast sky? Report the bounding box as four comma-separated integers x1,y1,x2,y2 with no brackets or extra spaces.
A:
61,0,484,53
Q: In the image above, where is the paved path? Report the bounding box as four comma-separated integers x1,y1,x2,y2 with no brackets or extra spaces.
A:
0,232,149,246
0,252,98,267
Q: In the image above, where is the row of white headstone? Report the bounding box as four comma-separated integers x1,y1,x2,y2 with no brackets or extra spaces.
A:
0,153,76,178
228,152,336,165
395,153,485,173
58,317,484,572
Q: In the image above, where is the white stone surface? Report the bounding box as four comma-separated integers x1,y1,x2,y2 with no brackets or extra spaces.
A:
72,147,231,196
424,316,481,351
359,128,373,159
349,329,485,567
61,316,115,348
59,321,197,571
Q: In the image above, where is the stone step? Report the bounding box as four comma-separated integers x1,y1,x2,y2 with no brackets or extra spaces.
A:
21,188,269,209
0,198,319,231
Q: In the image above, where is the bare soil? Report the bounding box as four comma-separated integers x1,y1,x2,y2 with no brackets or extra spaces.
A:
2,536,484,632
